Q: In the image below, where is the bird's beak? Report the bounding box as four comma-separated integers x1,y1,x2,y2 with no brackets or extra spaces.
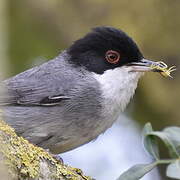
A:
126,58,176,78
126,58,165,72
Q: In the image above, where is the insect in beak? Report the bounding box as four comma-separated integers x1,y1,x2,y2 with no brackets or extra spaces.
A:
127,59,176,78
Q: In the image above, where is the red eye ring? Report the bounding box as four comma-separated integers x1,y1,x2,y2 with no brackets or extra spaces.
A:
105,50,120,64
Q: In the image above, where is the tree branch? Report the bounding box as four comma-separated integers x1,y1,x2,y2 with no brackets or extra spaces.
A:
0,112,91,180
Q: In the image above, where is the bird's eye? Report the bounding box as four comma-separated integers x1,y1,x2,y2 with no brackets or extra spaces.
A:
105,50,120,64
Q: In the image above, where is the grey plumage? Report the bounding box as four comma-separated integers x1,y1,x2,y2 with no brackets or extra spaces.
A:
0,27,150,154
1,51,104,153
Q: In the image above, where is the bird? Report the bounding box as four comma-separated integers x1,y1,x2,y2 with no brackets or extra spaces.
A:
0,26,164,154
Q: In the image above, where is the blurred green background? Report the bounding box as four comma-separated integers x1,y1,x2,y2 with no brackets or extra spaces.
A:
0,0,180,179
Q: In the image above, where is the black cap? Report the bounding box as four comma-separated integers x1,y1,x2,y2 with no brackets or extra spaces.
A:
68,26,143,74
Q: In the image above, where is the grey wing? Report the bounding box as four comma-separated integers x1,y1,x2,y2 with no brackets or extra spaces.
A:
0,61,72,106
0,83,69,106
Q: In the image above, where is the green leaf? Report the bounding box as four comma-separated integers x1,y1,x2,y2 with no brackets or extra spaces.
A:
146,131,179,158
117,162,157,180
143,123,159,160
163,127,180,155
166,160,180,179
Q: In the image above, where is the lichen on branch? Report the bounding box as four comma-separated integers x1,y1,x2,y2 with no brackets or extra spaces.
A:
0,112,91,180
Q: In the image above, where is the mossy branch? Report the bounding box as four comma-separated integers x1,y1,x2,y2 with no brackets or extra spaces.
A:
0,114,92,180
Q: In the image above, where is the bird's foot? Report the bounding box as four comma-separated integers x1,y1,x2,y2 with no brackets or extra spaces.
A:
52,154,64,164
45,149,64,164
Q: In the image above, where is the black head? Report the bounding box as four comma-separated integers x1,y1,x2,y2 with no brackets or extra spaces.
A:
67,26,143,74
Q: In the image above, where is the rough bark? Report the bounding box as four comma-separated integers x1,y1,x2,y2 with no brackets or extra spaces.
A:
0,111,92,180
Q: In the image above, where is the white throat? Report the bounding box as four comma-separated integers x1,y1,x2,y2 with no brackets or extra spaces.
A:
93,66,143,117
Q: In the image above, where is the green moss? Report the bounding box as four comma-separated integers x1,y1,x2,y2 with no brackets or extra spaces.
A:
0,115,91,180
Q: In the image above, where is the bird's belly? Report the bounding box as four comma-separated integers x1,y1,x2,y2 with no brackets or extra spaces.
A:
1,104,114,154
